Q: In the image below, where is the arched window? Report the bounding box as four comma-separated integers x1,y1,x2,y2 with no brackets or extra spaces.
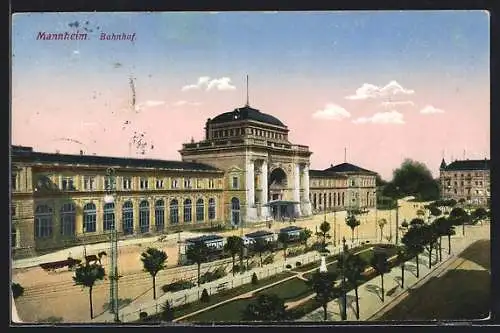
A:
139,200,150,233
122,201,134,235
83,203,97,233
35,204,53,238
313,193,317,210
184,199,192,223
103,202,115,231
333,192,337,207
231,197,240,226
329,193,332,208
60,203,76,236
319,193,322,205
155,199,165,232
341,192,345,206
196,198,204,222
337,192,341,206
170,199,179,224
208,198,216,220
323,193,327,208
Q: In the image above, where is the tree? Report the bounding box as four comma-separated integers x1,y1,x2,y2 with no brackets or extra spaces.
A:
450,207,470,236
378,219,387,241
186,242,209,286
140,247,168,300
410,218,425,228
299,228,313,248
224,236,244,276
471,207,488,224
429,206,442,218
316,220,331,251
345,213,360,243
387,159,440,201
443,217,456,255
370,250,391,302
73,263,106,319
200,288,210,302
277,233,290,260
242,294,288,321
160,300,174,322
401,226,424,278
342,254,366,319
420,224,438,269
308,270,339,321
254,239,269,267
432,217,449,262
251,272,259,285
397,248,407,288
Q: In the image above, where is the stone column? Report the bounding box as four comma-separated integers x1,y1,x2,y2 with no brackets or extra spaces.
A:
246,160,255,207
293,164,302,216
246,159,257,222
260,160,269,218
302,164,312,216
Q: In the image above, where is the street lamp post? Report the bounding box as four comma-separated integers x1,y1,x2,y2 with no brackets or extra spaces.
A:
105,167,120,323
395,201,400,245
374,191,378,241
333,209,337,247
341,236,347,321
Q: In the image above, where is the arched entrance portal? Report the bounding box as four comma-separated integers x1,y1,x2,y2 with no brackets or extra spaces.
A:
269,168,287,201
267,167,296,221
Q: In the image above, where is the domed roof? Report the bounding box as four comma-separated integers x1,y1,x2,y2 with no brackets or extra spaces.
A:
210,106,286,127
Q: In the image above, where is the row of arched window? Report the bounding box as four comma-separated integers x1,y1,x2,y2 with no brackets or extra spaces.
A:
311,192,345,210
34,198,217,238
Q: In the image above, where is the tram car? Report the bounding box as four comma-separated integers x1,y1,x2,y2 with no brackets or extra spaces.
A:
179,234,227,265
278,226,304,243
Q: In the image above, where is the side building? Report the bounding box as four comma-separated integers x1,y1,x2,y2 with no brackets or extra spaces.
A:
11,146,225,258
439,158,490,206
309,162,377,213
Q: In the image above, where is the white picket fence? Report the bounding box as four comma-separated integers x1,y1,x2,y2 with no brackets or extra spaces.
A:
113,249,325,322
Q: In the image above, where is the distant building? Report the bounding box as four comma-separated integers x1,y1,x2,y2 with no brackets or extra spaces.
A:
439,158,490,206
309,163,377,213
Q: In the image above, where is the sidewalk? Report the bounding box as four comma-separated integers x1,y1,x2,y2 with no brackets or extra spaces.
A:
298,224,489,321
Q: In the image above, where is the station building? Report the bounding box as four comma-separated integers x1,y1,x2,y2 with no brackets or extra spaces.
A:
11,104,377,259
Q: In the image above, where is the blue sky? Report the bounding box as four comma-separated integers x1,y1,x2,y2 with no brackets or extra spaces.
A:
12,11,490,179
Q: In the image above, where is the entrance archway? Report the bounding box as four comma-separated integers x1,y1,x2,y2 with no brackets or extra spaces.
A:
269,168,287,201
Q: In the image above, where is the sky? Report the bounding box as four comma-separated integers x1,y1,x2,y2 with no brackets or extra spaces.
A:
12,11,490,180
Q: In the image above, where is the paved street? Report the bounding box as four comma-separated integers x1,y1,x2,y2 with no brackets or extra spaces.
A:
299,223,490,321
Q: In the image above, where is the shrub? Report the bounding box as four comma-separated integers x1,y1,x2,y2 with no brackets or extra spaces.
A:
262,254,274,265
200,288,210,303
199,266,227,284
162,280,196,293
285,264,292,269
139,312,148,320
160,300,174,322
11,283,24,299
295,262,302,267
251,272,259,285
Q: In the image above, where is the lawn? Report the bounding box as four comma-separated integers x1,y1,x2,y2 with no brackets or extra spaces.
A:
183,298,254,322
255,277,311,302
145,271,294,322
378,240,491,321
